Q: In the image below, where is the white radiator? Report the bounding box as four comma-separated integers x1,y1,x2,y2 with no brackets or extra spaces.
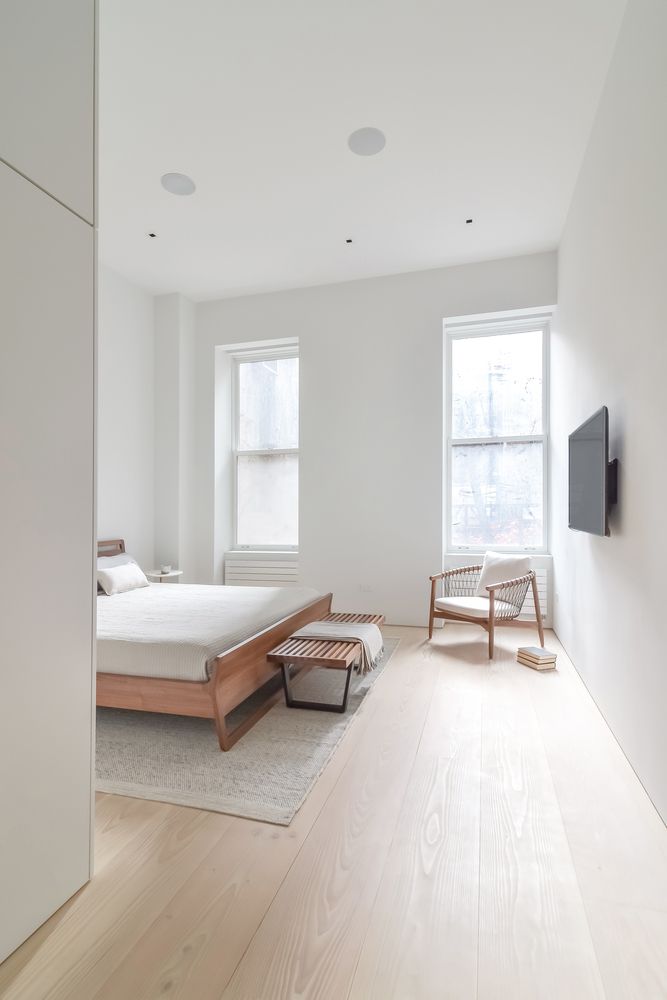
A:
442,554,552,627
224,551,299,587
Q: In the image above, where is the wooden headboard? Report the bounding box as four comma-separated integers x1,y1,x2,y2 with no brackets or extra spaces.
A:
98,539,125,557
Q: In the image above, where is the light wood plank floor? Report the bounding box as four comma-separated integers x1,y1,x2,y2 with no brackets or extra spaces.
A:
2,625,667,1000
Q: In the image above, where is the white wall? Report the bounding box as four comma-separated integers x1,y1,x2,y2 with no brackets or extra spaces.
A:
98,266,155,570
153,293,197,579
153,294,181,570
551,0,667,821
182,252,556,624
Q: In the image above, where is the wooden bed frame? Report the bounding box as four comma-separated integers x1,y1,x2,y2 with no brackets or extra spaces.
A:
96,540,333,750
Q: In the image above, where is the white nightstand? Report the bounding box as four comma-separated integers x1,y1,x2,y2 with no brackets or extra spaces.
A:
147,570,184,583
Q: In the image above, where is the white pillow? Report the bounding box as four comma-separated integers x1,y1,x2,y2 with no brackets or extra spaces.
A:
475,551,531,597
98,561,150,596
97,553,137,570
97,553,138,593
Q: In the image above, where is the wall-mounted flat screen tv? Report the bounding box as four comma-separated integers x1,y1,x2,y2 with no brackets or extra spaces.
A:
568,406,617,537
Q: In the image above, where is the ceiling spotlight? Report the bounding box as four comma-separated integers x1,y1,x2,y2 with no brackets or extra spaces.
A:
161,172,196,196
348,127,386,156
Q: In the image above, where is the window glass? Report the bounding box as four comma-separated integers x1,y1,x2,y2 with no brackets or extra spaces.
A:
451,440,543,548
238,357,299,451
451,331,542,439
236,453,298,547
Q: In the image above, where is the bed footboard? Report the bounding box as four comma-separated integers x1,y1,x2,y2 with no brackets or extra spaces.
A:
211,592,333,749
96,591,333,751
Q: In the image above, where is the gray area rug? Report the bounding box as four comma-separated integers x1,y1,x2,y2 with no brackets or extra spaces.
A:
96,638,399,825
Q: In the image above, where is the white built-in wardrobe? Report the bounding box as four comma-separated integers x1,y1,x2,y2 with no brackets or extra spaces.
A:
0,0,96,962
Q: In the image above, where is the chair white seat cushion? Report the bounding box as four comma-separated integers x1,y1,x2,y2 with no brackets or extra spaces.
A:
434,596,518,619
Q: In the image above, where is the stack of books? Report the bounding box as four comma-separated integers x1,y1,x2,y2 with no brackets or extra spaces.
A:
517,645,557,670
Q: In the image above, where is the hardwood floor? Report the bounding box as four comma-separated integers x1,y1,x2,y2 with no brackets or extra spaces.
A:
1,625,666,999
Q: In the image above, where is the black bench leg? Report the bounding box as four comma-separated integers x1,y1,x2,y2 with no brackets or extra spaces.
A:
281,663,354,713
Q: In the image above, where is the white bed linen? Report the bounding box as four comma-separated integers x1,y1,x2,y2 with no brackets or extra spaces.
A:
97,583,321,682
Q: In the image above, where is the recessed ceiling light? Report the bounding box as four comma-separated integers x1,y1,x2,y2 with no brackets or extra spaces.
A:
466,218,473,224
147,232,157,238
348,127,386,156
161,172,196,196
345,238,353,244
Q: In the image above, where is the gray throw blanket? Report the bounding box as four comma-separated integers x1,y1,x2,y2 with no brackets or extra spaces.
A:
290,621,384,676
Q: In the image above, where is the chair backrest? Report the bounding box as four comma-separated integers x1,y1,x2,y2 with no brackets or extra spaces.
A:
491,571,534,619
443,565,483,598
476,551,531,596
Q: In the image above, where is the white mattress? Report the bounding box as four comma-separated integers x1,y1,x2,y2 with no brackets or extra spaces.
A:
97,583,321,682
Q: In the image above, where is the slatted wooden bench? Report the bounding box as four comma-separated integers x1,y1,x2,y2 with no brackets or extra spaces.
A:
267,611,385,713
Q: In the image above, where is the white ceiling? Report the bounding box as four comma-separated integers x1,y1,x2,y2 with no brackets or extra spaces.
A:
99,0,627,301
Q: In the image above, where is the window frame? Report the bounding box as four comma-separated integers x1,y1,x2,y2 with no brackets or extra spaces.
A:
445,316,550,555
232,345,299,551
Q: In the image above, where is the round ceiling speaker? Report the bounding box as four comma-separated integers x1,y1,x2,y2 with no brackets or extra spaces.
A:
161,172,196,196
347,127,386,156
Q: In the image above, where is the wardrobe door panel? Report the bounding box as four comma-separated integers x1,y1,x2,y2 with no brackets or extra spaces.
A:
0,160,94,963
0,0,95,222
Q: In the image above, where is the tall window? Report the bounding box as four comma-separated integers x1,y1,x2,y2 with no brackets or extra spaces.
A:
234,352,299,549
447,320,548,552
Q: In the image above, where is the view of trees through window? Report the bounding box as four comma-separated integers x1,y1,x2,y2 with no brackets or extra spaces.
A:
450,330,545,549
236,355,299,547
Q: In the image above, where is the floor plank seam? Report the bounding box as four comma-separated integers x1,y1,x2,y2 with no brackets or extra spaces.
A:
342,660,437,1000
221,634,437,998
215,749,362,996
218,645,397,997
519,646,608,998
475,669,484,1000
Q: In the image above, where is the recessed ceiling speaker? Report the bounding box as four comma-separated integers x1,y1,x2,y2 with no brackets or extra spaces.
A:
348,127,386,156
161,172,196,196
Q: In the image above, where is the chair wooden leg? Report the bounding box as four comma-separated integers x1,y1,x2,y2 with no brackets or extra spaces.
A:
531,575,545,647
428,578,437,640
488,592,495,660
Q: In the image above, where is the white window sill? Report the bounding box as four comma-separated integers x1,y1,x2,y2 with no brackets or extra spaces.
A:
228,549,298,556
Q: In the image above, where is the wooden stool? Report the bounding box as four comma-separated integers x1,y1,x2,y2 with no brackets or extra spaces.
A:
267,611,385,713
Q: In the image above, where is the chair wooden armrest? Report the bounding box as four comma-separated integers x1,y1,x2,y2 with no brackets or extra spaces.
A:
430,564,483,582
447,564,483,575
486,571,535,621
485,571,534,593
